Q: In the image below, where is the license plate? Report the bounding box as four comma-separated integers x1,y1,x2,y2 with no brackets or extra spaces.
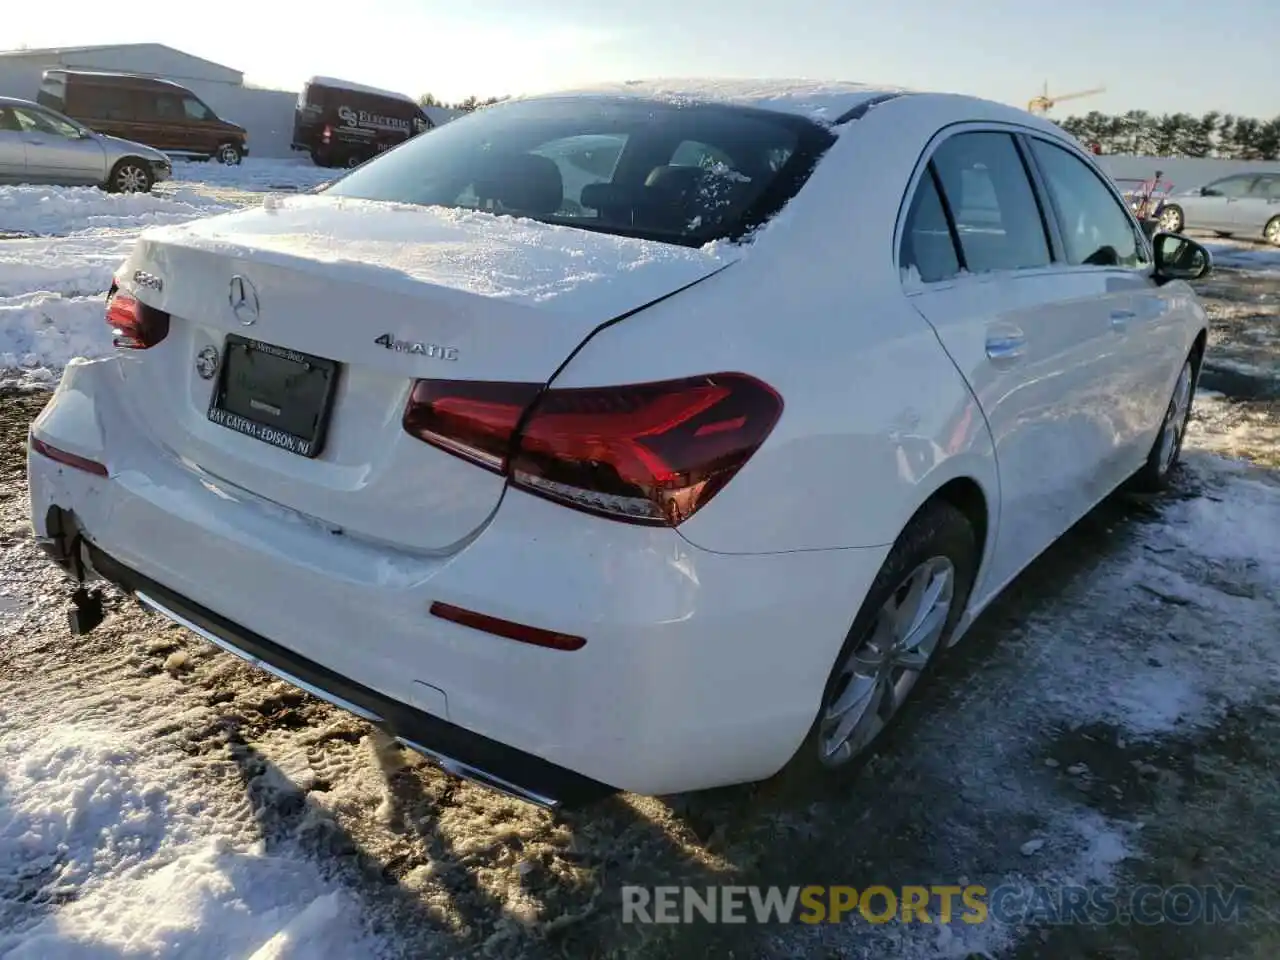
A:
207,335,340,458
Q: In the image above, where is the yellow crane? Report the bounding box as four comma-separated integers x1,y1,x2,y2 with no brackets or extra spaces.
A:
1027,82,1106,115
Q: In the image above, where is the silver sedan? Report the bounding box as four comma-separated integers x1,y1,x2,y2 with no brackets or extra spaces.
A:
0,96,171,193
1159,172,1280,245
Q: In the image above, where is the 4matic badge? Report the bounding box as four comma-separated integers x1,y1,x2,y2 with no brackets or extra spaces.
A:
374,333,458,361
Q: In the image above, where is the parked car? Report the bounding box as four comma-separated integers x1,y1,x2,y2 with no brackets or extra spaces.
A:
1158,172,1280,244
37,69,248,165
292,76,432,168
29,81,1213,808
0,95,170,192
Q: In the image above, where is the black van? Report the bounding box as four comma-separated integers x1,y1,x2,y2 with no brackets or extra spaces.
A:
293,76,432,168
38,70,248,164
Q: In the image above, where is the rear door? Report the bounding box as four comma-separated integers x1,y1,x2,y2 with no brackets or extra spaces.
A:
901,128,1133,593
10,104,105,184
1022,134,1180,458
0,108,26,181
151,90,192,153
1230,175,1280,236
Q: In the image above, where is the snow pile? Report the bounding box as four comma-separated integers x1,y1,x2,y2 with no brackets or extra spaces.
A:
0,721,381,959
169,158,334,194
0,184,232,237
1,160,330,388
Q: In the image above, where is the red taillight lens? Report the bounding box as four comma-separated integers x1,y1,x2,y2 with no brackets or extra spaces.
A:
322,124,332,143
403,379,542,471
402,374,782,526
106,291,169,350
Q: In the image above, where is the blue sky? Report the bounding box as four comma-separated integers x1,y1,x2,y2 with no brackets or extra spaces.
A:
9,0,1278,117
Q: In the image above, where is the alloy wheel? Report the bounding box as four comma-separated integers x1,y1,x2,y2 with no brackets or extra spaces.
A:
116,165,149,193
818,556,955,767
1265,218,1280,246
1158,360,1194,475
1159,207,1183,232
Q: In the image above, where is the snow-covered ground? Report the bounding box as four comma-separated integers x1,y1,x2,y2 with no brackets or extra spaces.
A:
1,169,1279,958
0,160,332,386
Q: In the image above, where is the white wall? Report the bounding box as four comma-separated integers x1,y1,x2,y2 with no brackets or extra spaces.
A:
186,82,298,159
0,61,43,100
1098,156,1280,189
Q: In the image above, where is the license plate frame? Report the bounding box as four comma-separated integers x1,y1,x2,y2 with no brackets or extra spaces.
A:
206,334,340,459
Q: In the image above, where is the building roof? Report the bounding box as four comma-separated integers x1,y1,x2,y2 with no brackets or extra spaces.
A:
0,43,242,81
306,76,418,105
533,78,915,124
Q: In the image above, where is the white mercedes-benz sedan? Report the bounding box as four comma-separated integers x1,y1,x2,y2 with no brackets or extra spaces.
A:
27,80,1213,807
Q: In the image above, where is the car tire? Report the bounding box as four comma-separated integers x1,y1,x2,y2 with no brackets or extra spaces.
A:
107,159,154,194
786,500,978,785
1158,204,1184,233
1265,216,1280,247
1131,351,1199,492
344,153,364,169
215,142,244,165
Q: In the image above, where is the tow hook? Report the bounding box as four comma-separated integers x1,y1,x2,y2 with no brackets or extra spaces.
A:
69,587,104,635
39,506,106,635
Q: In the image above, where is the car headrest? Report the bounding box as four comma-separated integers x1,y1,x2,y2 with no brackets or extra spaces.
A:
475,153,564,216
580,182,632,211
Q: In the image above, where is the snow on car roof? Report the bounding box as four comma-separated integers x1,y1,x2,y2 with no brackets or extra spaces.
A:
306,76,418,105
533,78,914,123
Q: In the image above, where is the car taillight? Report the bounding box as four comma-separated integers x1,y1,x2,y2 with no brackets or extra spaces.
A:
106,290,169,350
403,379,541,471
322,124,332,143
402,374,782,526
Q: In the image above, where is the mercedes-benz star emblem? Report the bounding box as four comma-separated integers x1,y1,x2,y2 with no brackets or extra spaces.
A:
195,345,220,380
229,275,259,326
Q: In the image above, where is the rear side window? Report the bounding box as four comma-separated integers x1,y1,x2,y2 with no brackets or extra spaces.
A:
325,97,836,248
154,93,183,120
81,86,137,121
900,170,961,282
1026,138,1148,268
1204,176,1255,199
929,132,1051,273
1250,176,1280,199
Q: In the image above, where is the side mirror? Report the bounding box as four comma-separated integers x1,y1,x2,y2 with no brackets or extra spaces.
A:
1153,232,1212,284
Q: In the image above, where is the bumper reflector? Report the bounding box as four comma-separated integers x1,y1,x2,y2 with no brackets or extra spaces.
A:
429,601,586,652
30,436,108,477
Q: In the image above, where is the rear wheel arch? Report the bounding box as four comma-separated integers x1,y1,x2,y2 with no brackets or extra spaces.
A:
931,476,990,569
1191,328,1207,370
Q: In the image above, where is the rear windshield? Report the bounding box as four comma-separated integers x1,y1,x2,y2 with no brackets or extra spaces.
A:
323,96,837,247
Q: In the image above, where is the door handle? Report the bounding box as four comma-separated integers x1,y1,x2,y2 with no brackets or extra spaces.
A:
1110,309,1136,330
985,334,1026,361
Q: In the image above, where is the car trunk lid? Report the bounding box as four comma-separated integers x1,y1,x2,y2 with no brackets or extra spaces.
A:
113,195,736,553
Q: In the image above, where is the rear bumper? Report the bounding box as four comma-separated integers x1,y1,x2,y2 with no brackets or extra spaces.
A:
48,528,608,807
27,356,885,801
